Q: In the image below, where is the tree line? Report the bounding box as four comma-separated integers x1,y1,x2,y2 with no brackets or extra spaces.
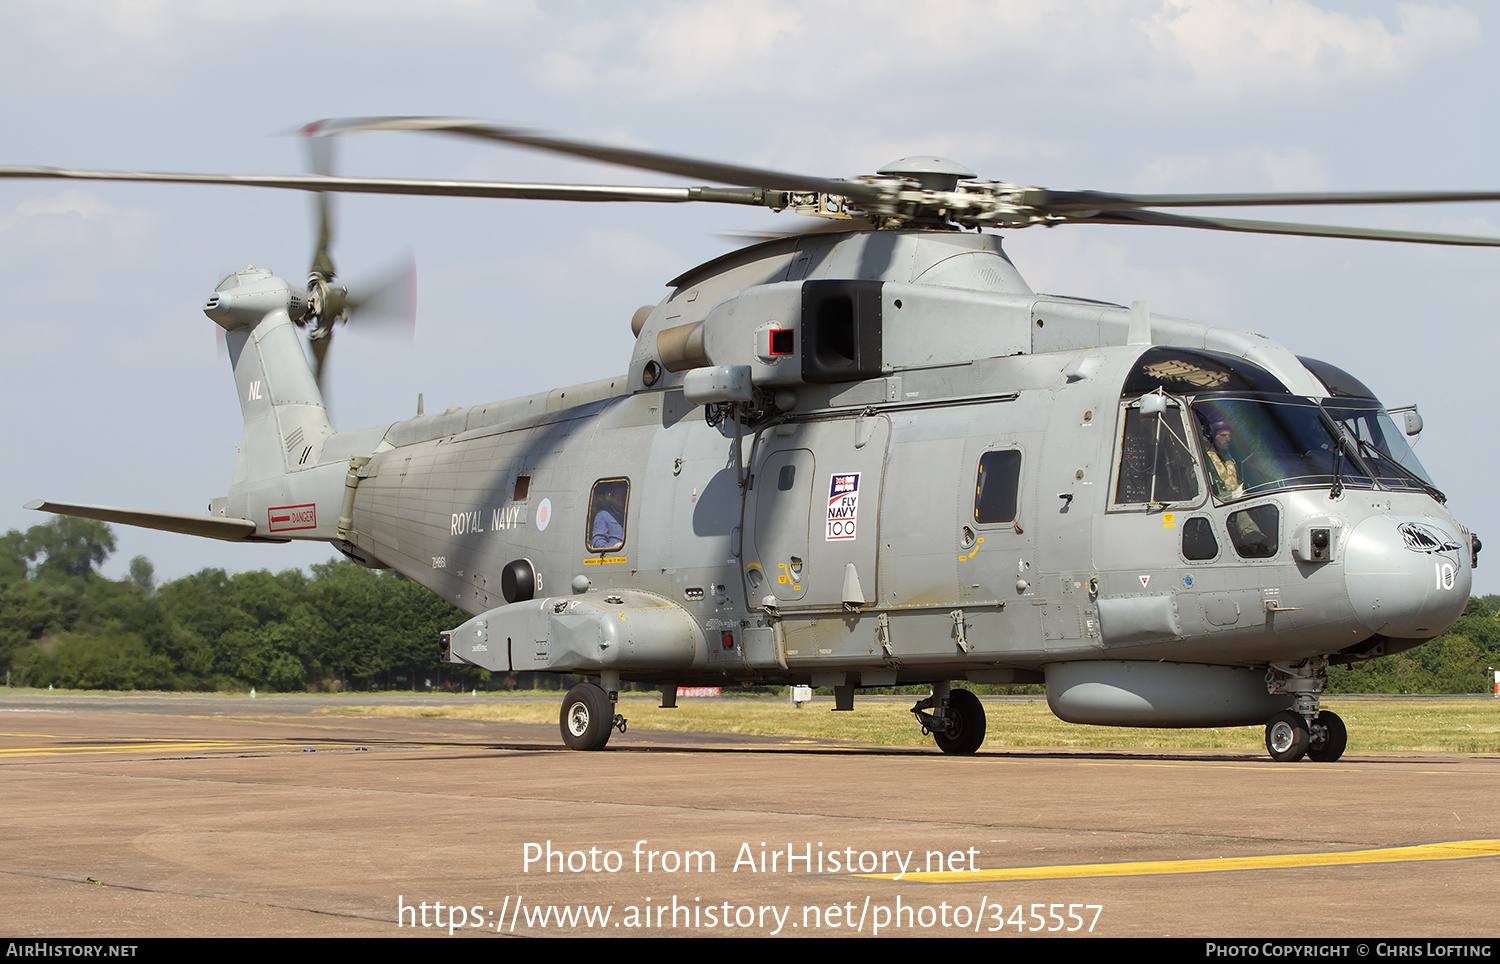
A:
1,518,482,692
2,518,1497,694
1328,594,1499,694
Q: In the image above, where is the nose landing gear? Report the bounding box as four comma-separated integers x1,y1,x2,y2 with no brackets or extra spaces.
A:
1306,711,1347,762
1263,709,1347,762
1263,659,1346,762
1265,710,1310,762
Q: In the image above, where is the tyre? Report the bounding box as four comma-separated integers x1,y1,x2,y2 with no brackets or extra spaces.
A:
933,689,986,755
559,682,613,751
1264,710,1309,763
1307,710,1347,763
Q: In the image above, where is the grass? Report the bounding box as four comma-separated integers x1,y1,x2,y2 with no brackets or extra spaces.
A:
323,694,1500,754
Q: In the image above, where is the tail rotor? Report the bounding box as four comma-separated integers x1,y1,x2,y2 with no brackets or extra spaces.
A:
296,122,415,397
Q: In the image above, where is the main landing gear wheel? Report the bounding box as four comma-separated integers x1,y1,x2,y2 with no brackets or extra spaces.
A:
1264,710,1310,763
1307,711,1347,763
560,682,613,751
934,689,987,755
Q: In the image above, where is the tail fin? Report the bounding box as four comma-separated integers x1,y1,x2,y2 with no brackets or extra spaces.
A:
208,267,333,475
28,268,350,544
205,267,345,540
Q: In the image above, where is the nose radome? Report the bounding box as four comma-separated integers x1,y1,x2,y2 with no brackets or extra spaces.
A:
1344,516,1470,638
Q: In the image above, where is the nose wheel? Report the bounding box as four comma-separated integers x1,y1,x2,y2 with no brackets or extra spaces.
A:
1265,711,1310,762
1263,709,1346,763
1307,711,1347,762
1264,659,1345,763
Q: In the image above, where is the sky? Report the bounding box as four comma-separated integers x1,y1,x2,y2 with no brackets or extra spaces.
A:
0,0,1496,594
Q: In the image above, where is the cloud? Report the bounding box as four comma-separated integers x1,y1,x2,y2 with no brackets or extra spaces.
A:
0,189,116,233
1008,227,1234,322
543,226,680,281
1139,0,1481,96
0,187,166,277
6,2,1477,127
519,1,1480,115
526,2,1095,103
1133,145,1330,190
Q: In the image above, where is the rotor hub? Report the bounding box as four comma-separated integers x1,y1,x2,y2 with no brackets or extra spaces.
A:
876,156,975,193
306,273,347,329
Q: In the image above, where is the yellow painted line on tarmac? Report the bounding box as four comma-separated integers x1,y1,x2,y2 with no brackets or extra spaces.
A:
862,839,1500,884
0,740,320,757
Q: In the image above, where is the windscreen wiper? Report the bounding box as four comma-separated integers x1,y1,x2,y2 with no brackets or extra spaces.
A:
1352,434,1447,503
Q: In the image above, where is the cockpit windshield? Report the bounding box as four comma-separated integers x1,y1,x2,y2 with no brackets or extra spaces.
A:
1192,396,1349,501
1322,401,1433,491
1115,349,1441,507
1189,396,1436,503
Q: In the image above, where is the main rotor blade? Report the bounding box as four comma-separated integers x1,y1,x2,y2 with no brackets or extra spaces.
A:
721,216,879,244
310,116,883,202
1031,188,1500,213
1077,208,1500,246
0,166,773,205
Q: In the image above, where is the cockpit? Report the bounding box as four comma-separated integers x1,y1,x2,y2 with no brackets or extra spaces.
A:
1112,347,1439,511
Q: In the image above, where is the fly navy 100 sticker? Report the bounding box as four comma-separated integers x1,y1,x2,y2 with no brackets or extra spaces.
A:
827,472,860,541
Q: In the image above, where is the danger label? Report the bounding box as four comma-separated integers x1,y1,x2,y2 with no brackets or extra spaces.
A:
268,503,317,533
826,472,860,541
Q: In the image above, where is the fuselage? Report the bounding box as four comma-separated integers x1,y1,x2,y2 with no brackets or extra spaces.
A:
203,230,1473,723
345,337,1472,689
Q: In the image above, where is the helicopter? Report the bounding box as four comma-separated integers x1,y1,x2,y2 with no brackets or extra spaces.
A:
8,117,1488,761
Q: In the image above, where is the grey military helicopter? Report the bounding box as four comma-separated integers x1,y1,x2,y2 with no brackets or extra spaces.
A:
8,118,1489,761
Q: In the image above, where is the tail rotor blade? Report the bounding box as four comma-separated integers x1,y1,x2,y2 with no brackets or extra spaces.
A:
294,124,418,407
302,122,338,280
345,253,417,339
309,324,334,395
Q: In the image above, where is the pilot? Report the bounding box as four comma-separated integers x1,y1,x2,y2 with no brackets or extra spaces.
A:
590,484,626,550
1204,417,1245,501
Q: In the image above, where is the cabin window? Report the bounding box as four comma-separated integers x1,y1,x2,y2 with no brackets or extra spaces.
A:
1227,505,1279,559
974,450,1022,524
1113,404,1200,505
513,475,531,501
1182,516,1218,560
586,478,630,552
